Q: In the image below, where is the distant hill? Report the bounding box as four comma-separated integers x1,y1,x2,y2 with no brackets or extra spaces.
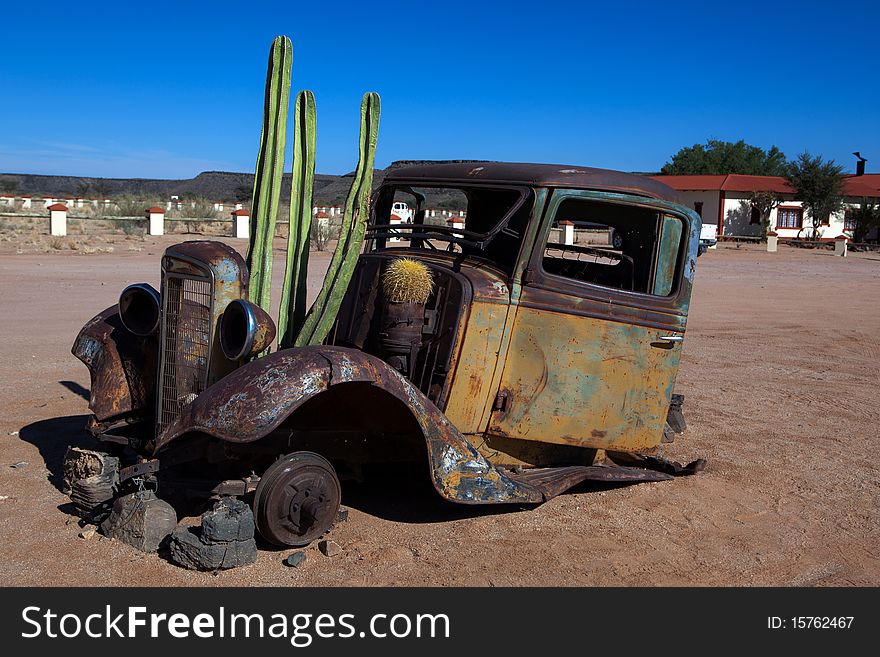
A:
0,160,489,209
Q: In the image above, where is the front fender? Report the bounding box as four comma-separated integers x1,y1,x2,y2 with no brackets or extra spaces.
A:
155,346,543,505
72,306,158,422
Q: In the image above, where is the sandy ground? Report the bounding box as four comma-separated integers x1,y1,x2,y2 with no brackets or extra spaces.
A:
0,239,878,586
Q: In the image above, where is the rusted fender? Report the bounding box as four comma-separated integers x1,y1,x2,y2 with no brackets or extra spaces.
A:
71,306,158,422
154,346,544,505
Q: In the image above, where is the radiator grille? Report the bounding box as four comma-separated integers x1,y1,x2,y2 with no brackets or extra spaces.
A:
157,273,212,434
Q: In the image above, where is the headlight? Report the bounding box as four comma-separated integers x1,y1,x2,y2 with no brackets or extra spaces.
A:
118,283,160,336
220,299,276,360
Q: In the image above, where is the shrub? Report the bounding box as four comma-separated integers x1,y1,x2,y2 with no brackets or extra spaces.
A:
188,198,218,219
119,219,146,237
310,218,335,251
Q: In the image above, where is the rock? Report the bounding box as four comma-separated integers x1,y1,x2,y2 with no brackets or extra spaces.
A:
168,498,258,571
335,507,349,524
8,431,18,436
10,461,28,469
201,497,255,543
100,491,177,552
284,551,307,568
169,526,257,571
79,527,97,540
318,539,342,557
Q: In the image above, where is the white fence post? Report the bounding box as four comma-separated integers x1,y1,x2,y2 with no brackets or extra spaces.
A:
233,209,250,239
766,231,778,253
21,196,32,209
834,235,848,257
389,213,404,243
48,203,68,236
447,216,465,238
146,206,165,236
560,220,575,245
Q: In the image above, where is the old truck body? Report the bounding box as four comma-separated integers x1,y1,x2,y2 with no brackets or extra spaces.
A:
73,162,704,547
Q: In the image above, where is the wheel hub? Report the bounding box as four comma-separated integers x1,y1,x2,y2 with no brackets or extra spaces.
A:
253,451,341,547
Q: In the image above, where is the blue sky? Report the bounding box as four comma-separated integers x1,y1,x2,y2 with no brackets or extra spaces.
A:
1,0,877,178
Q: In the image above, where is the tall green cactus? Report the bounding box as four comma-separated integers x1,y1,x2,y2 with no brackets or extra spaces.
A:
278,90,317,348
245,35,292,312
294,92,381,347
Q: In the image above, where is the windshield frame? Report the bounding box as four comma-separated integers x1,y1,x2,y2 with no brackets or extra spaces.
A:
367,182,532,252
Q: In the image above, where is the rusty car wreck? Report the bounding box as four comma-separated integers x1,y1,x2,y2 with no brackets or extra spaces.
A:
71,162,705,549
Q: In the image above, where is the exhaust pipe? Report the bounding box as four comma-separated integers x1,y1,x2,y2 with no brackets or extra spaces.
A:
118,283,161,336
220,299,276,360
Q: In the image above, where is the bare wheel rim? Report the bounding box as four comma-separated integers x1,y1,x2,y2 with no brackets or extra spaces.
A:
253,451,341,547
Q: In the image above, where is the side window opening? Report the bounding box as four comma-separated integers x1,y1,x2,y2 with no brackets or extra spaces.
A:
541,198,685,297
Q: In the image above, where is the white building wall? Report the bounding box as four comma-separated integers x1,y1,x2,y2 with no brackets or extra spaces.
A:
718,193,850,239
670,190,720,229
722,192,771,237
767,200,848,239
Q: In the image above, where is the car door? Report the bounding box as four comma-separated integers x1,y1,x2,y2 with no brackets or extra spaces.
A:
488,189,698,452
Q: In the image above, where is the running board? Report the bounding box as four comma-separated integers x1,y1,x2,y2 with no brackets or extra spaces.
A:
503,465,671,501
503,455,707,502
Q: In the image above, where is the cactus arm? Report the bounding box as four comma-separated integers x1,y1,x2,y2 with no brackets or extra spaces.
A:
244,35,292,312
278,90,317,349
294,92,381,347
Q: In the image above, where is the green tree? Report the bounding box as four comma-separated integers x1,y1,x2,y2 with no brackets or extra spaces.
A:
785,153,846,239
748,190,781,239
661,139,788,176
846,200,880,243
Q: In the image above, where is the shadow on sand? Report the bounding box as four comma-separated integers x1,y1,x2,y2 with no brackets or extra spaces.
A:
17,414,626,533
59,380,90,401
18,413,94,494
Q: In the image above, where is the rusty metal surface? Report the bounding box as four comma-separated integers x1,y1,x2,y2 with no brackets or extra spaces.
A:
488,305,683,452
119,460,160,483
505,464,674,500
153,345,546,505
384,162,681,202
164,241,248,286
71,305,158,422
606,451,707,476
157,241,249,434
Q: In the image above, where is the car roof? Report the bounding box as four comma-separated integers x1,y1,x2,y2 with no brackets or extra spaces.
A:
383,161,681,202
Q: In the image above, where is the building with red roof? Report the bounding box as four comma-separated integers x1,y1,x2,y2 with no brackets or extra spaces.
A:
651,173,880,241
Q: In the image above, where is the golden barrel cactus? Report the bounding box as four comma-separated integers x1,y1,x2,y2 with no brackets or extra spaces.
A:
382,258,434,304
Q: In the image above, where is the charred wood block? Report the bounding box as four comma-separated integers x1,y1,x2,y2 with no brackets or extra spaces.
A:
169,527,257,571
201,497,256,543
99,491,177,553
63,447,120,521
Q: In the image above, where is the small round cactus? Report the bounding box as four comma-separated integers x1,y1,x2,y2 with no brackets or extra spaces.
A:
382,258,434,304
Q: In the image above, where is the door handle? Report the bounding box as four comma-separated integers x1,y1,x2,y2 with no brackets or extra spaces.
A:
651,334,683,349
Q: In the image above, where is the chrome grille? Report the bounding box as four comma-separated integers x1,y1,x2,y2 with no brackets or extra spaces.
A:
157,273,212,434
